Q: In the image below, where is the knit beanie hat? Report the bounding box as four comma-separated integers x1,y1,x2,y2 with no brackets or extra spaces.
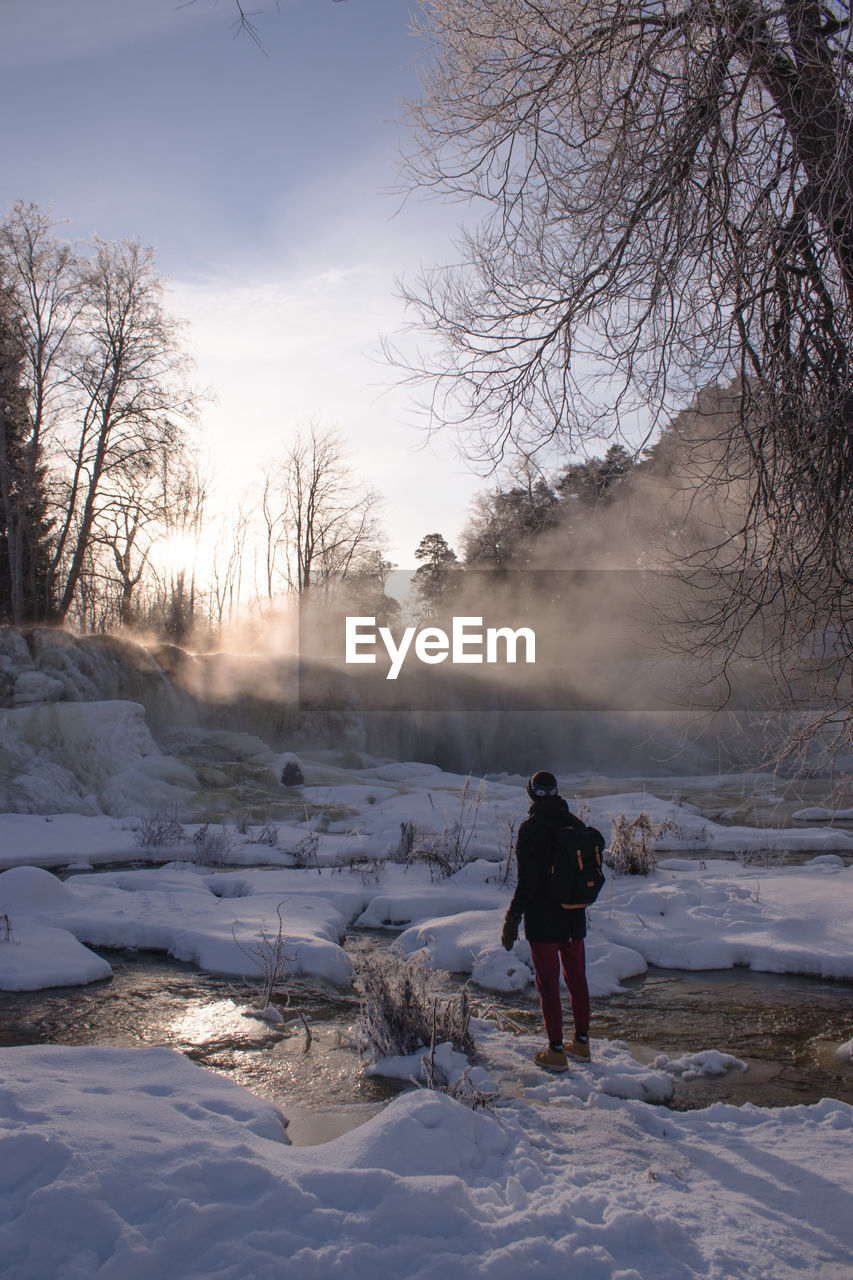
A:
527,770,559,799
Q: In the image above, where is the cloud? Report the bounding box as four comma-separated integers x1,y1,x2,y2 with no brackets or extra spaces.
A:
168,256,481,563
0,0,218,70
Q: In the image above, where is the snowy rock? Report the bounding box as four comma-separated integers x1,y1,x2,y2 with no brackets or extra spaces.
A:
0,625,33,667
12,670,66,706
0,865,78,912
0,700,199,816
281,754,305,786
653,1050,748,1080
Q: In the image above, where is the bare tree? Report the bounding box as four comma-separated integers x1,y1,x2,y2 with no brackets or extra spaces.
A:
54,237,195,620
209,505,249,635
0,203,197,627
259,425,383,601
399,0,853,763
462,463,559,568
148,449,209,640
259,466,288,603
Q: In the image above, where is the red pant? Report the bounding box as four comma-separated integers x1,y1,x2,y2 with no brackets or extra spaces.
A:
528,940,590,1044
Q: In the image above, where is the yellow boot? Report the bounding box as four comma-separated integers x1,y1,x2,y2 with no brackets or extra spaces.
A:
566,1036,591,1062
533,1044,568,1072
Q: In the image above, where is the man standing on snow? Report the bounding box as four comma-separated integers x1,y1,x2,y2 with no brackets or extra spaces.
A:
501,771,603,1072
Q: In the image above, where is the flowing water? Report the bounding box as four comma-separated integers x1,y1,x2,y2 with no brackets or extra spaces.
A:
2,934,852,1142
481,965,853,1111
0,946,412,1146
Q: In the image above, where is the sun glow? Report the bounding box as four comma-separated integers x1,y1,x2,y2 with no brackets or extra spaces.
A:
152,531,222,586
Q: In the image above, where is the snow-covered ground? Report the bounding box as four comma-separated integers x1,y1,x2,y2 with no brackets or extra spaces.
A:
1,679,853,1277
2,1039,852,1279
2,751,852,995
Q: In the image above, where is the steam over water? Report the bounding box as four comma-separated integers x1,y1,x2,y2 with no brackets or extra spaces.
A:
0,623,826,780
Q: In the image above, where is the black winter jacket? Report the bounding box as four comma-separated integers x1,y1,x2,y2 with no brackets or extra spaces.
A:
507,795,597,944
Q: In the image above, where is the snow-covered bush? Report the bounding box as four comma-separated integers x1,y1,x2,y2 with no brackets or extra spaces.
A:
250,822,279,848
286,811,320,869
606,811,672,876
352,946,474,1061
0,912,12,943
492,814,517,887
232,809,252,836
133,808,186,851
232,900,295,1015
192,824,234,867
332,852,385,883
573,798,593,826
733,845,789,868
402,777,488,880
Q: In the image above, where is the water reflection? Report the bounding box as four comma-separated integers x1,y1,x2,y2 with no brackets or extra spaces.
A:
165,998,276,1047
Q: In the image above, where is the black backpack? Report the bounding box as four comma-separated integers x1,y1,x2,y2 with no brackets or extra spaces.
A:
534,818,606,909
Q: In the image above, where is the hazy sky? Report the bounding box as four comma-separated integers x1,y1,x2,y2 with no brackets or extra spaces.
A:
0,0,488,564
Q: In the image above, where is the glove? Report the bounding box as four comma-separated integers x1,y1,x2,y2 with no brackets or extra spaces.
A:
501,913,520,951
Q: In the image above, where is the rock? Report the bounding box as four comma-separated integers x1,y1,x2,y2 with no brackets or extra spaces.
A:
281,756,304,787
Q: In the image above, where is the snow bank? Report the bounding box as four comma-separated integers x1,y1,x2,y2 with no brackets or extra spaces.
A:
793,806,853,822
0,864,356,988
594,859,853,981
0,867,113,990
2,843,853,994
0,813,144,869
0,921,112,990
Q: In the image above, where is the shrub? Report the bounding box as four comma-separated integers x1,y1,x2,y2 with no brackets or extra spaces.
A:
0,913,12,943
390,818,418,864
332,851,385,883
250,823,280,848
493,814,517,887
286,810,320,870
231,900,296,1012
733,845,789,868
351,946,474,1061
402,776,488,880
420,1010,496,1111
232,809,252,836
133,808,186,851
192,824,234,867
606,811,672,876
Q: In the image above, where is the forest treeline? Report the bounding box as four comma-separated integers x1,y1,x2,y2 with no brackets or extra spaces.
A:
416,381,739,587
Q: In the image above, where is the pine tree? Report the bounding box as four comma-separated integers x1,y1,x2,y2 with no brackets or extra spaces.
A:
413,532,460,620
0,303,55,624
